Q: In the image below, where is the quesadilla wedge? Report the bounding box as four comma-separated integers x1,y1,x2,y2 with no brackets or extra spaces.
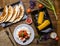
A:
13,4,24,23
5,6,13,22
0,6,8,23
9,5,19,22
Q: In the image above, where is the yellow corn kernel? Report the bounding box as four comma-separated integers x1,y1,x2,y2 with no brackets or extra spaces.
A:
37,12,44,24
37,20,50,30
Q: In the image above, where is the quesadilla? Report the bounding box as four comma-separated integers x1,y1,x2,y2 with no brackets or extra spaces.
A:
13,4,24,23
5,6,13,22
0,6,8,23
9,5,19,22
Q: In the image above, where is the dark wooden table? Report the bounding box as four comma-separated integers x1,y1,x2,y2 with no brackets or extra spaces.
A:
0,0,60,46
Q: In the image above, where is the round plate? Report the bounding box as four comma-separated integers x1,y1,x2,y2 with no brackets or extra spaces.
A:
13,24,34,45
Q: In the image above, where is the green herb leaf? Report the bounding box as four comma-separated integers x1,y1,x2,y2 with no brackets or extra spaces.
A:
21,33,24,37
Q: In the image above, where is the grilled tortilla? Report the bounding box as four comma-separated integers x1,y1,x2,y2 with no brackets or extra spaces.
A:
13,4,24,23
5,6,13,22
0,6,8,23
9,5,19,22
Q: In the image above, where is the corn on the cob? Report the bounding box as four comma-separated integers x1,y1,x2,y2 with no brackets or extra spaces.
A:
37,12,44,24
37,20,50,30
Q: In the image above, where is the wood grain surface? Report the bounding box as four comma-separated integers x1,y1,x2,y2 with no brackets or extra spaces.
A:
0,30,13,46
9,15,57,46
0,0,60,46
9,0,60,46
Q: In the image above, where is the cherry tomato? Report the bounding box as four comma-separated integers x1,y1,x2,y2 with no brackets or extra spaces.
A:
26,8,31,13
38,4,43,8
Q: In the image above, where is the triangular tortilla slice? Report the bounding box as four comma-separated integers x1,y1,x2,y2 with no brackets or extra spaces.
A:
13,4,24,23
5,6,13,22
13,5,20,22
0,6,8,23
9,5,19,22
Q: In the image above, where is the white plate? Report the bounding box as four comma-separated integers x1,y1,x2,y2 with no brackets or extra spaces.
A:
13,24,34,45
